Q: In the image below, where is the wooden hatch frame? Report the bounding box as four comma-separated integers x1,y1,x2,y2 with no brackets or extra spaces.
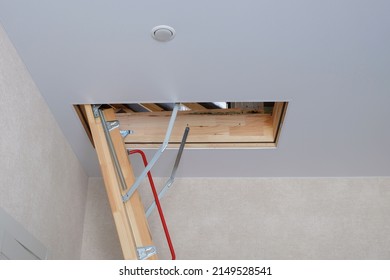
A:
76,102,288,149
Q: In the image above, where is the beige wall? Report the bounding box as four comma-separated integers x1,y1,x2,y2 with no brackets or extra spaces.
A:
82,177,390,260
80,177,122,260
0,25,88,259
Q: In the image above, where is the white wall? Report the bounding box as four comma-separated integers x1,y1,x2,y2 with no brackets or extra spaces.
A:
0,25,89,259
82,177,390,260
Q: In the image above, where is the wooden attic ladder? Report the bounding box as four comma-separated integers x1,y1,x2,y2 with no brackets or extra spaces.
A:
84,104,180,260
82,102,286,259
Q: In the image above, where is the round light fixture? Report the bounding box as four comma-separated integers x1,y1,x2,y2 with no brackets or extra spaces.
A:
151,25,176,42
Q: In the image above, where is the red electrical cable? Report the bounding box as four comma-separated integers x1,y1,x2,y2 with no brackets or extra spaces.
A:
128,149,176,260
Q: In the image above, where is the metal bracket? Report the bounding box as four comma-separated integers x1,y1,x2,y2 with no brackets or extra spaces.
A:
137,246,157,260
120,130,134,138
122,103,180,203
92,104,102,118
106,120,120,131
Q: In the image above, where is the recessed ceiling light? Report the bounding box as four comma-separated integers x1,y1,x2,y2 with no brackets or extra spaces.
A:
151,25,176,42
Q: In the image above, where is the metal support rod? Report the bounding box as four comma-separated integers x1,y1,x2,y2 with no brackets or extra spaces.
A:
98,108,128,191
122,103,180,202
171,126,190,179
146,127,189,217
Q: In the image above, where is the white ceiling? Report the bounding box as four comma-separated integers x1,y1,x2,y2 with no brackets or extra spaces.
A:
1,1,389,177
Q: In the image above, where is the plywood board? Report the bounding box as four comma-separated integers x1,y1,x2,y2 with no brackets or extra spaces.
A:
117,109,274,146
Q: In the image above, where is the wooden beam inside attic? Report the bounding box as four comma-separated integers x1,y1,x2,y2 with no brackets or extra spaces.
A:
182,103,207,111
110,104,134,113
140,103,164,112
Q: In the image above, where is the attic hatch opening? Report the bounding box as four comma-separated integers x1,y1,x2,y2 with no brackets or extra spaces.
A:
74,102,288,149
